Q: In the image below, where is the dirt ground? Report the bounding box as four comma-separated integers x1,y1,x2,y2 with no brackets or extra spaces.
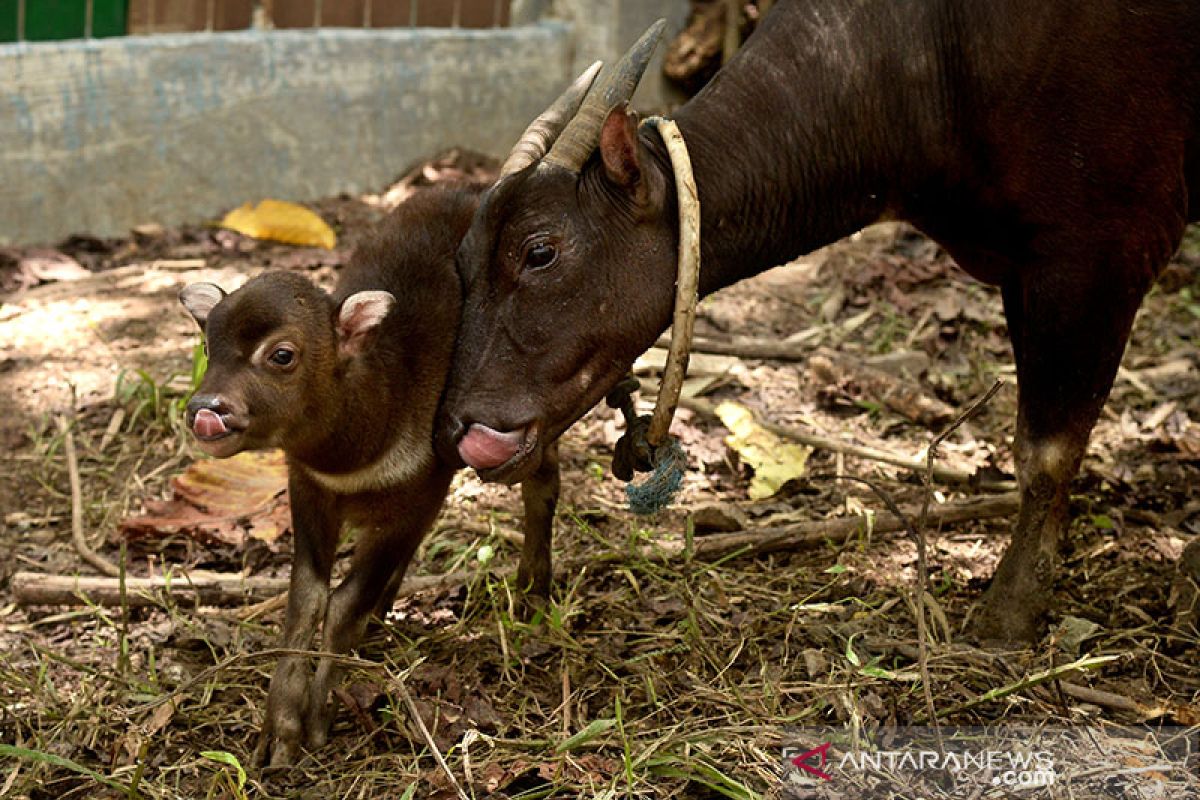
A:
0,151,1198,799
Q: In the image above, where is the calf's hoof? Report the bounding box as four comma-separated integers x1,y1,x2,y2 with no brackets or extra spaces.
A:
253,726,303,771
303,700,335,751
254,698,310,770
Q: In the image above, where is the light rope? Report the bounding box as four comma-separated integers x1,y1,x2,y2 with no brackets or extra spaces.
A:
611,115,700,514
643,115,701,447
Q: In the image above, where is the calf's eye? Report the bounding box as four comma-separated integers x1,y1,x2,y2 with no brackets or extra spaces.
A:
268,347,295,367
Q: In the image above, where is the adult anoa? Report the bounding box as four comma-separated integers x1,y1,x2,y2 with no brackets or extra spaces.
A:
439,2,1200,643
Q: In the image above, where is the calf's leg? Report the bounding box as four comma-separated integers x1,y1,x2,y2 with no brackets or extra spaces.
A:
971,260,1149,643
255,475,340,769
303,478,451,750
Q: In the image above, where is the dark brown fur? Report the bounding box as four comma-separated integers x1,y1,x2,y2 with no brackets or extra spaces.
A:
441,0,1200,642
181,186,561,768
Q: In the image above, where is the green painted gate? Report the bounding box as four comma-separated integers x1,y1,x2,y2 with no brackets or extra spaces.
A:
0,0,128,42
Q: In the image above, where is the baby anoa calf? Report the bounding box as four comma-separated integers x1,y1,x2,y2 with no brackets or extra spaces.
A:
179,187,561,769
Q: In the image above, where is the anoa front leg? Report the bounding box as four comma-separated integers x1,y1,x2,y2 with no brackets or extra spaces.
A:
517,439,561,604
254,471,340,769
303,473,452,750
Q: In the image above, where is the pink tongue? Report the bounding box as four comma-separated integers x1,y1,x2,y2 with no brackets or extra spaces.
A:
193,408,229,439
458,424,525,470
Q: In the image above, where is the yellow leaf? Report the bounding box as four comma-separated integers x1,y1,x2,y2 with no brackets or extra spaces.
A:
219,199,336,249
715,401,811,499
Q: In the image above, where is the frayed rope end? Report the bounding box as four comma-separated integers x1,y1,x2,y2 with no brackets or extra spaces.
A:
625,438,687,515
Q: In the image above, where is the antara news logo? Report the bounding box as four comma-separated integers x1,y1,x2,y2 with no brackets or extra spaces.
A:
782,739,1057,789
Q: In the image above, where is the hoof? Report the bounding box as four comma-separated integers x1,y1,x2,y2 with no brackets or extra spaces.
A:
969,590,1045,646
514,565,552,622
304,702,334,751
515,587,549,623
266,739,302,771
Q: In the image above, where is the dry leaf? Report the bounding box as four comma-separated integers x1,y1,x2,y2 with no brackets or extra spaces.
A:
143,699,177,735
714,401,811,499
19,250,89,283
173,450,288,514
219,199,336,249
120,450,290,546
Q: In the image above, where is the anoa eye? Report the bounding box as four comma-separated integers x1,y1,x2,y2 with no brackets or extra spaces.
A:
268,346,295,368
522,240,558,271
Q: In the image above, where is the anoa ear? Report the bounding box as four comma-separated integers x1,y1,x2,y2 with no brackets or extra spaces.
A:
599,104,644,190
336,290,395,356
179,283,226,328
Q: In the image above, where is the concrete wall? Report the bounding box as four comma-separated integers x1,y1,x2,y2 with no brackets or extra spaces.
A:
543,0,689,111
0,25,573,244
0,0,689,246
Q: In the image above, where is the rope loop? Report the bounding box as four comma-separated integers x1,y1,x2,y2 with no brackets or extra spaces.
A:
607,116,701,514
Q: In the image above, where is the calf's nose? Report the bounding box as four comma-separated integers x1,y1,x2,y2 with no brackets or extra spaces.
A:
185,394,234,439
186,393,226,420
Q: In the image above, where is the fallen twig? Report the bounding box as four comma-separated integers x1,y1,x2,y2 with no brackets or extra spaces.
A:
913,380,1002,744
926,654,1119,720
10,568,485,608
658,388,1014,490
653,332,814,361
1058,682,1200,725
1058,682,1161,718
683,492,1019,560
16,491,1019,609
234,591,289,622
57,415,120,577
394,677,471,800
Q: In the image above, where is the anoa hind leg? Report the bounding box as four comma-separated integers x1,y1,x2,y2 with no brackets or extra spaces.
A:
971,259,1149,644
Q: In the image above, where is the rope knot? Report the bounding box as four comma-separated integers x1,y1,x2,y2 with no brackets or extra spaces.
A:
606,374,687,515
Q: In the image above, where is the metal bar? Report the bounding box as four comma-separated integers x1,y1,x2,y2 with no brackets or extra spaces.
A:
85,0,94,38
364,0,372,27
493,0,501,27
452,0,460,28
409,0,417,27
16,0,25,41
207,0,215,31
314,0,322,28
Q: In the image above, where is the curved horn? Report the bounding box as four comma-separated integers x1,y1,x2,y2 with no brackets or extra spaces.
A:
500,61,604,178
543,18,667,173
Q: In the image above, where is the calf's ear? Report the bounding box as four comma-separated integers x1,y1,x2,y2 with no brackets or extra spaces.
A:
179,283,226,328
336,291,396,356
